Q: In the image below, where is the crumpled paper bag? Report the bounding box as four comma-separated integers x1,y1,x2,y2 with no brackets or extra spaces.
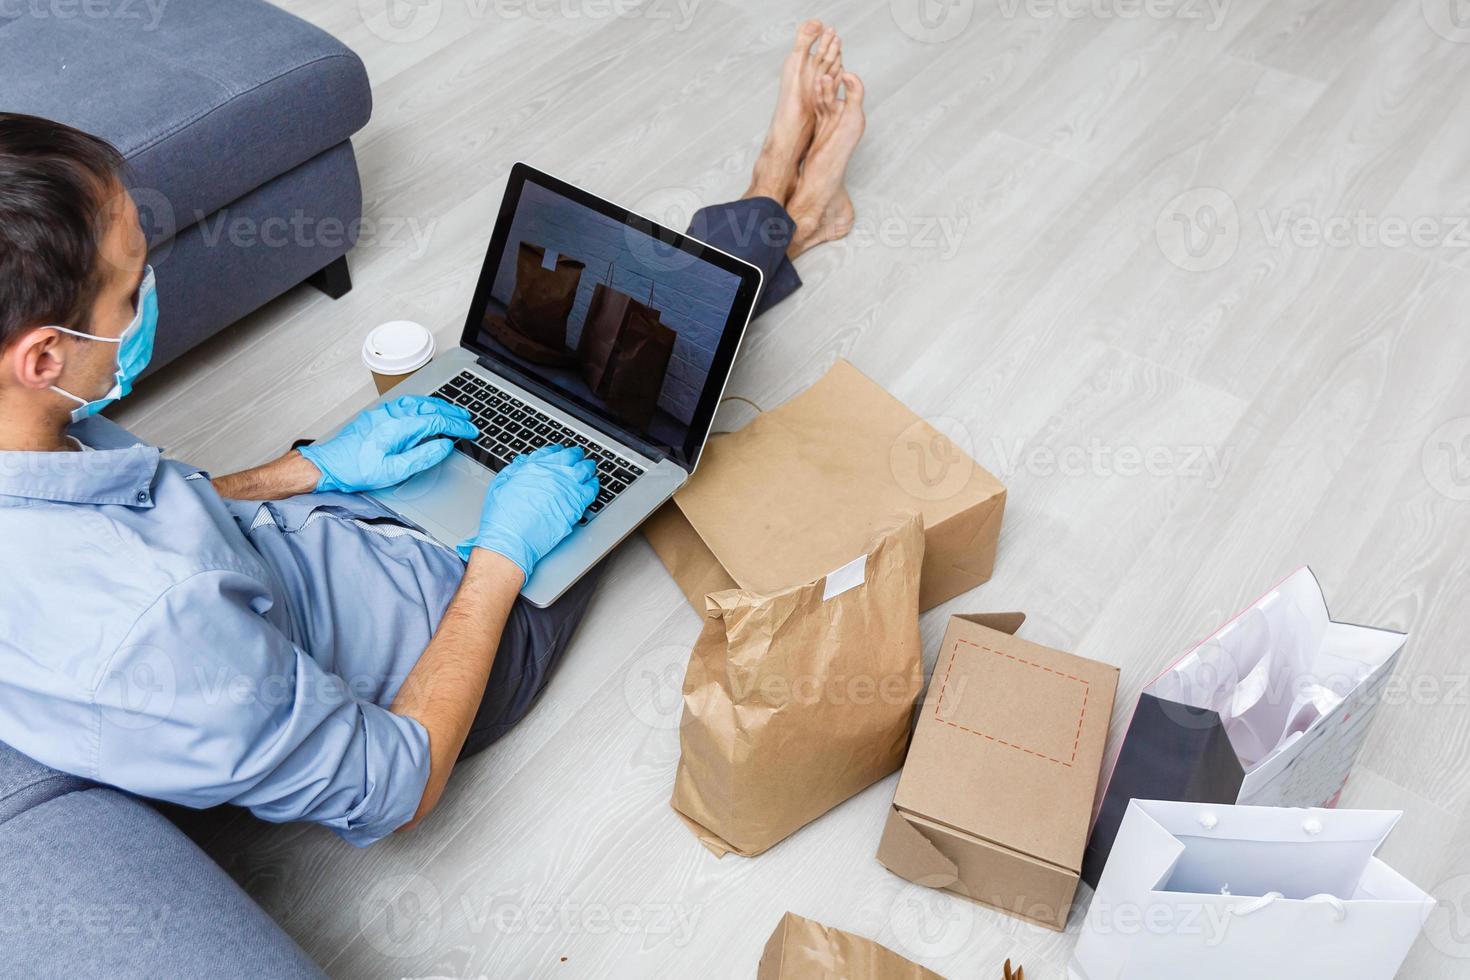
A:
757,911,943,979
672,514,925,857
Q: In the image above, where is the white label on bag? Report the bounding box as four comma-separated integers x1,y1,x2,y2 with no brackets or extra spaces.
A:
822,554,867,601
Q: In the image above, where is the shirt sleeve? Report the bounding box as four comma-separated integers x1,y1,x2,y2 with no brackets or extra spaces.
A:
92,567,431,847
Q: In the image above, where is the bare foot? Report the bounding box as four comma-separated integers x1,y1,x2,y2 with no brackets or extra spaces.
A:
786,71,865,258
804,25,843,119
744,20,830,204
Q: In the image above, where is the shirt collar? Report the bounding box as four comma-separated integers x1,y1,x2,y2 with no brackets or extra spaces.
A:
0,443,162,508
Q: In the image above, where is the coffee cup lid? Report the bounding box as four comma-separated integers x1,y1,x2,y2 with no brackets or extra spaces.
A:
362,321,435,375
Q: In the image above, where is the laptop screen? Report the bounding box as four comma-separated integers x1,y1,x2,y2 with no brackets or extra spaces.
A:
460,165,762,470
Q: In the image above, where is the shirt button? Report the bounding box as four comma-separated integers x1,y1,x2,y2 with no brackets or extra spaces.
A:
136,489,150,503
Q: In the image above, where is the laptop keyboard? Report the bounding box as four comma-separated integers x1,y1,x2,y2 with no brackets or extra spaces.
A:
430,370,645,522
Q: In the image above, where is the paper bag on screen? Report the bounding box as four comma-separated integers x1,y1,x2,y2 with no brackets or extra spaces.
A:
758,911,943,980
672,514,924,858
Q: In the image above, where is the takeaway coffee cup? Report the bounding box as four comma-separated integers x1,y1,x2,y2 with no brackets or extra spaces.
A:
362,320,435,394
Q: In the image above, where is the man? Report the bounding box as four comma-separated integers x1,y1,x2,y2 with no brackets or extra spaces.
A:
0,22,864,846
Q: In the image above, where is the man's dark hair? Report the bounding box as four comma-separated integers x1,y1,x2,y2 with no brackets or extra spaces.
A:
0,113,127,349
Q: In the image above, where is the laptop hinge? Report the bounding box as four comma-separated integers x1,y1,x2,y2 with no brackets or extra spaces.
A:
475,354,675,466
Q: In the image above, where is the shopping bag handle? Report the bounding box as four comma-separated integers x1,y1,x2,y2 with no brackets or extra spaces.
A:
711,395,765,434
1229,892,1347,921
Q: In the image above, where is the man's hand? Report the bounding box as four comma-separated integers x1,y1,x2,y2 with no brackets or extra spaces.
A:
457,445,598,579
299,395,478,494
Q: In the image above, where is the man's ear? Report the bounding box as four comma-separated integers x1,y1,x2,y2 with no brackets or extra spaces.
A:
6,328,68,391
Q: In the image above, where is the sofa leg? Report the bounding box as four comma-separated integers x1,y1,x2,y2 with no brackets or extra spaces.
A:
307,255,353,299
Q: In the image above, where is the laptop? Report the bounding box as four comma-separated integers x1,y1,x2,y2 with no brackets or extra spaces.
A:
360,163,763,607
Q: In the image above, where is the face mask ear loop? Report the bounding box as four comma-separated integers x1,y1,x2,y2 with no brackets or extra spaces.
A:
46,324,124,344
45,326,124,424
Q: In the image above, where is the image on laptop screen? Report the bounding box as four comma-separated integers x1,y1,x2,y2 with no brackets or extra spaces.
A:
470,181,746,454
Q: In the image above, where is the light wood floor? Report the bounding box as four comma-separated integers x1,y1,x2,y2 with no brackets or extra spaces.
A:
114,0,1470,976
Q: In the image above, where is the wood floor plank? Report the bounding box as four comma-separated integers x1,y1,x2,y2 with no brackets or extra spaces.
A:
107,0,1470,976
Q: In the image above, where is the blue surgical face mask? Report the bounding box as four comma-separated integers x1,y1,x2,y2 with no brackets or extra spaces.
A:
49,266,159,423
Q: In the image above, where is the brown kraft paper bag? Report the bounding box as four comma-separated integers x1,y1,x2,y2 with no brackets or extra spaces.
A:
672,514,925,858
487,242,585,364
757,912,944,980
577,281,676,430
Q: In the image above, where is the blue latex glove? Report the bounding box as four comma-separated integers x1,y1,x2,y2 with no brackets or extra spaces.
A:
456,444,599,579
299,395,479,493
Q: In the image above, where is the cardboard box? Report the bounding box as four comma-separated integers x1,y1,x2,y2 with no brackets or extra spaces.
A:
877,613,1118,931
644,359,1006,612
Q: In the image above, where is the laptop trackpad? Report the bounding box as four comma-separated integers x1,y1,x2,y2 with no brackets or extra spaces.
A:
375,451,486,542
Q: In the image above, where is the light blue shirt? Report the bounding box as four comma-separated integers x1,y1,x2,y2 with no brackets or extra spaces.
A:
0,418,467,846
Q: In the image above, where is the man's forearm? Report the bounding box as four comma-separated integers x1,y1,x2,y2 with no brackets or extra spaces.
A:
211,450,322,500
391,548,524,830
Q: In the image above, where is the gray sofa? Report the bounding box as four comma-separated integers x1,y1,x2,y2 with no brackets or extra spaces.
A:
0,740,325,978
1,0,372,371
0,1,376,973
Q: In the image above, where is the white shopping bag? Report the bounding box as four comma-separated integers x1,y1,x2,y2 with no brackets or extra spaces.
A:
1071,800,1433,980
1083,567,1406,884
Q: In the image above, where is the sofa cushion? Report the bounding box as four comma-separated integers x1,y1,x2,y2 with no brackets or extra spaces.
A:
0,0,371,244
0,787,325,979
0,741,89,827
